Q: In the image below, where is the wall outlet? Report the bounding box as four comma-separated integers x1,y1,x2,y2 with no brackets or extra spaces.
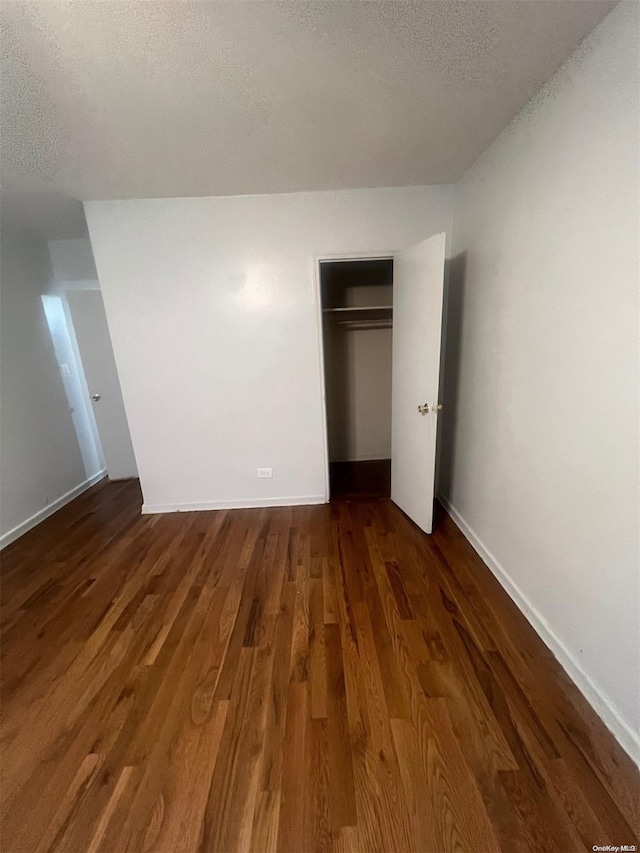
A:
257,468,273,478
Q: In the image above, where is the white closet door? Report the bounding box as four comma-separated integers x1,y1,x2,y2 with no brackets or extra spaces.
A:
391,233,446,533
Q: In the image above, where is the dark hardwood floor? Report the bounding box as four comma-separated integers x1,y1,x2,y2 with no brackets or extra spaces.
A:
1,478,637,852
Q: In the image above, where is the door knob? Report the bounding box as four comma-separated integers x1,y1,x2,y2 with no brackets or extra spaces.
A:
418,403,443,414
91,394,101,402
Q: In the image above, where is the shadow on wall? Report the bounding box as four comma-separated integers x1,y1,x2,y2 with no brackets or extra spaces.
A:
437,251,467,501
323,318,350,462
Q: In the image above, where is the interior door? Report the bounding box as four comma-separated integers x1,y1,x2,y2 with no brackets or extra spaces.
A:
67,290,138,480
391,232,446,533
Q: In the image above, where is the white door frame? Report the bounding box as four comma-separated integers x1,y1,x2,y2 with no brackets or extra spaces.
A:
313,251,397,503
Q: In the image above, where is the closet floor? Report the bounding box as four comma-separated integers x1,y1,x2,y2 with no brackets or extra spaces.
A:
329,458,391,500
1,478,637,852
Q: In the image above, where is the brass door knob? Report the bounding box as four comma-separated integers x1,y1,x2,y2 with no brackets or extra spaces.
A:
418,403,430,414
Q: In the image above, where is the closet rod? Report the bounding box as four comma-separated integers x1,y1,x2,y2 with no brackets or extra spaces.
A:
334,320,392,329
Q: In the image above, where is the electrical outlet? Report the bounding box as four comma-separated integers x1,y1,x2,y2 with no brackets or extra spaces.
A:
257,468,273,479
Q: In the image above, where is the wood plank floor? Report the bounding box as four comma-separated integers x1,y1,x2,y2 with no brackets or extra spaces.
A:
1,479,637,852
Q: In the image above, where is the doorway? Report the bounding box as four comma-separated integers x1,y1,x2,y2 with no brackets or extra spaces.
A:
320,258,393,500
66,290,138,481
317,233,447,532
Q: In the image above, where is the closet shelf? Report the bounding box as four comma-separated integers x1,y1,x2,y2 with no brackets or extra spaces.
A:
323,305,393,324
334,320,392,329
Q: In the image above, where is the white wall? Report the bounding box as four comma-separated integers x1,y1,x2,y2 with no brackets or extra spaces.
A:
0,229,105,546
440,2,639,757
48,237,98,283
85,186,453,511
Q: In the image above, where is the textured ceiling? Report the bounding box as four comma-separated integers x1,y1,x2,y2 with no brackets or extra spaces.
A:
1,0,615,235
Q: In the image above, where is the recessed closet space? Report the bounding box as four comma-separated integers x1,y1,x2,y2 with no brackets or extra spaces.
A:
320,258,393,499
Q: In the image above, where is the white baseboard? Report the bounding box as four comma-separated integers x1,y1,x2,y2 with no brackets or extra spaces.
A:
437,492,640,766
141,494,327,514
0,469,107,550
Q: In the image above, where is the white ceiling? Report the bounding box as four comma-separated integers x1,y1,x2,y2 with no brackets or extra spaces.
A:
1,0,616,236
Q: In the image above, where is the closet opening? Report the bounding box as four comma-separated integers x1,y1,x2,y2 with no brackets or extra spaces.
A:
320,257,394,501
